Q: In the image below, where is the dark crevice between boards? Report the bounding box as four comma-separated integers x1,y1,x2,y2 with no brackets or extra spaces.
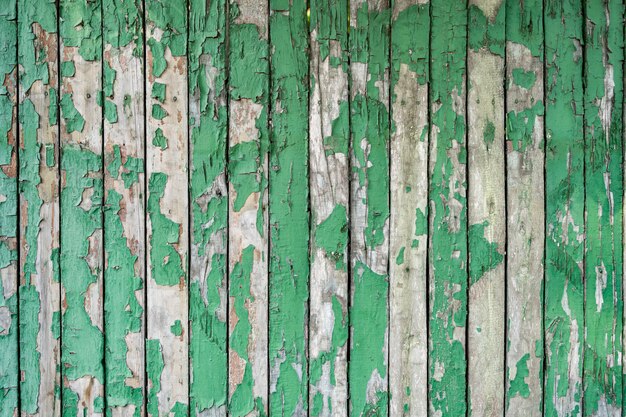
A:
142,0,148,414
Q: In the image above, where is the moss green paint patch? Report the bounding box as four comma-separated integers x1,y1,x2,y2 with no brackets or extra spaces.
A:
469,222,503,285
152,127,168,150
314,204,348,271
512,68,536,89
147,172,185,286
60,93,85,133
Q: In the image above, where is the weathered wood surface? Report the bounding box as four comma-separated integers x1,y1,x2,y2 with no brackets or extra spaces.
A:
348,1,390,417
6,2,626,417
228,0,269,416
505,0,545,415
544,0,585,416
0,2,18,416
103,1,145,416
467,0,505,416
389,1,428,416
428,0,468,416
189,0,228,415
145,1,188,415
18,1,60,416
59,0,104,414
309,0,349,416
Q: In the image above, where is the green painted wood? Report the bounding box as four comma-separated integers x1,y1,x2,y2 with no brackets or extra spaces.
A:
59,0,105,414
348,1,390,417
145,1,189,416
308,0,350,416
0,1,18,416
8,3,626,417
543,0,585,415
389,1,429,416
102,0,145,415
427,0,468,416
17,0,61,415
504,0,545,414
268,1,310,417
583,0,624,414
227,1,269,417
188,0,228,415
467,0,506,415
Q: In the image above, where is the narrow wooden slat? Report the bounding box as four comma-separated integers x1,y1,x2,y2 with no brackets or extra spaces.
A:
389,1,429,416
543,0,585,415
58,0,104,414
308,0,349,415
0,1,18,415
504,0,544,414
17,1,60,415
227,1,269,416
188,0,228,415
467,1,505,415
268,0,310,415
583,0,624,414
145,1,188,415
102,0,145,415
348,1,390,416
427,0,468,415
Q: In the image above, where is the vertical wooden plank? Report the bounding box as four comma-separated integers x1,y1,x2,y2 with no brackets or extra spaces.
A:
309,0,349,416
504,0,544,414
0,1,17,416
227,1,269,416
467,1,505,416
583,0,624,414
543,0,585,415
102,0,145,415
388,1,428,416
188,0,228,415
58,0,104,414
17,0,60,415
348,1,390,417
145,1,188,416
268,0,310,415
427,0,468,416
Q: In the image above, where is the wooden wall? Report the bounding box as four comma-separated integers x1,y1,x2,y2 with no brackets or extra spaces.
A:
0,0,623,416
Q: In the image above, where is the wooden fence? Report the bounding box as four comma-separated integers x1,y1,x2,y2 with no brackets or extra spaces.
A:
0,0,622,416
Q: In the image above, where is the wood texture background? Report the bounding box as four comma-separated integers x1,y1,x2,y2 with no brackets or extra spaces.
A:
0,0,624,416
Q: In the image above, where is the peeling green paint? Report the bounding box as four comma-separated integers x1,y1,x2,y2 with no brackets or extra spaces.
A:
103,188,143,415
511,68,536,89
544,0,585,415
507,354,531,404
60,146,104,414
229,245,262,417
469,222,503,285
582,0,623,414
16,1,60,413
152,128,168,150
147,172,184,287
189,0,228,414
428,0,468,415
468,4,505,56
269,0,310,415
59,94,85,134
314,205,348,271
349,3,390,417
350,262,388,417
